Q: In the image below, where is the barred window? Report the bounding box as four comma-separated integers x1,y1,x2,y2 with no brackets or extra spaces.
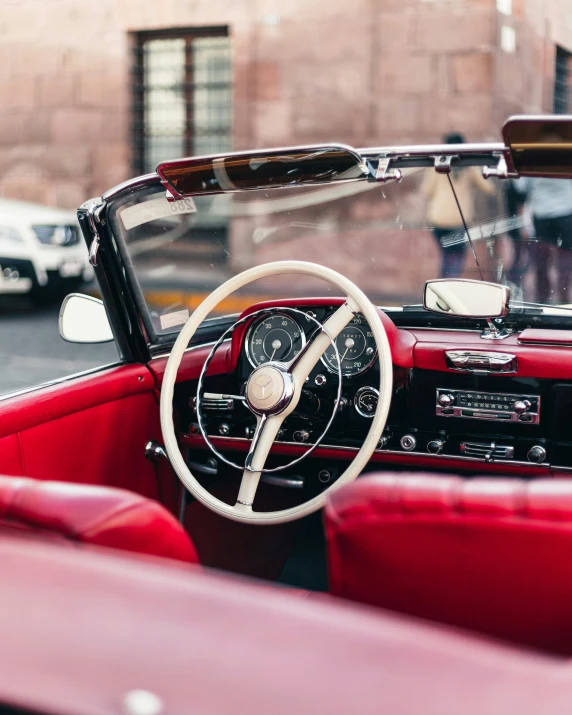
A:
132,28,232,175
554,45,572,114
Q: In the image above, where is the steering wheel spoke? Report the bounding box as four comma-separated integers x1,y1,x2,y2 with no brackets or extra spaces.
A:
237,413,284,508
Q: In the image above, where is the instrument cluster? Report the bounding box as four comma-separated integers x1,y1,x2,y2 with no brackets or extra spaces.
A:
244,308,378,378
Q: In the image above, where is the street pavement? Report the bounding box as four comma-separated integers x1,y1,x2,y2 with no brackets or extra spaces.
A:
0,298,119,397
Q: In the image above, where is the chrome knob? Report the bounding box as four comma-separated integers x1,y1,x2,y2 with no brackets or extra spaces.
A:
400,434,417,451
513,400,529,414
337,397,349,412
315,374,327,386
438,393,454,407
293,429,310,443
527,445,546,463
427,439,444,454
145,441,168,461
219,423,230,436
378,434,390,449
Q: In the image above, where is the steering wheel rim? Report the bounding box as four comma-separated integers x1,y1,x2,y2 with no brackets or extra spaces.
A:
160,260,393,524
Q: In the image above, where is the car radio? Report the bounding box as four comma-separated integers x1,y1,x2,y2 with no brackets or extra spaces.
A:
436,389,540,424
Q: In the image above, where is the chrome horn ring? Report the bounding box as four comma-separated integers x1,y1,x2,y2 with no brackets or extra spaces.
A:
195,306,342,473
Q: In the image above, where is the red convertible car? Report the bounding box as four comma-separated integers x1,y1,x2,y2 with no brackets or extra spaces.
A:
5,116,572,713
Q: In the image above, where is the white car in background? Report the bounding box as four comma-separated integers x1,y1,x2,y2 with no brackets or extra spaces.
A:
0,198,93,300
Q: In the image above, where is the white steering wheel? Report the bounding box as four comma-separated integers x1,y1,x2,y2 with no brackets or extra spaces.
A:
160,261,393,524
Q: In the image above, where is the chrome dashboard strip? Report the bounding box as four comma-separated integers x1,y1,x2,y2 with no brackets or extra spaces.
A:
398,327,483,333
197,434,550,470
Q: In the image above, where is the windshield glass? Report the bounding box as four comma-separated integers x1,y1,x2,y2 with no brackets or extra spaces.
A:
108,165,572,339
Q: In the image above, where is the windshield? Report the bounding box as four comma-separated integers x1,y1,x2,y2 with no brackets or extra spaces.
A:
108,163,572,339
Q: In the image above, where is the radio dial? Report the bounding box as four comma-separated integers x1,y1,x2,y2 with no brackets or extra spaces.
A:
438,393,455,407
513,400,531,414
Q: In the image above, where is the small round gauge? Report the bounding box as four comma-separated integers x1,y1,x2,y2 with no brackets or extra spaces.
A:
245,312,305,368
321,315,377,376
354,386,379,418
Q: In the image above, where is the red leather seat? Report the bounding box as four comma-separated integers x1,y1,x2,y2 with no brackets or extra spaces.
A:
325,473,572,655
0,475,199,564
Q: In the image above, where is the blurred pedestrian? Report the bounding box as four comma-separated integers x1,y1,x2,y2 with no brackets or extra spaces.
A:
504,179,530,287
516,178,572,304
422,132,494,278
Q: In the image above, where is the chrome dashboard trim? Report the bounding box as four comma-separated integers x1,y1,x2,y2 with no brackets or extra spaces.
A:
398,327,483,333
517,339,572,347
445,350,517,374
193,434,550,469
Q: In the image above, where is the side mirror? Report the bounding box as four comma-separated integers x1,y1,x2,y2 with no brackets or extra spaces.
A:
59,293,114,343
423,279,509,318
503,115,572,178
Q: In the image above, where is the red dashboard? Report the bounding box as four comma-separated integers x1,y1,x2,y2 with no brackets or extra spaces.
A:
149,298,572,480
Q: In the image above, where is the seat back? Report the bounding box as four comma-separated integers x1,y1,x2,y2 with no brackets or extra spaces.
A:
0,476,199,564
325,473,572,655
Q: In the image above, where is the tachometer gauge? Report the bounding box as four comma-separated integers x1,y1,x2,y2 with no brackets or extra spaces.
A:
321,314,377,376
245,313,305,368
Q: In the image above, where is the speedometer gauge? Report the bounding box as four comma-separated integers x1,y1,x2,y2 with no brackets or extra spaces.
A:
321,314,377,376
245,313,305,368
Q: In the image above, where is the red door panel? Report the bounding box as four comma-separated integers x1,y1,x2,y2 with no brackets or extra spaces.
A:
0,365,169,505
0,435,23,476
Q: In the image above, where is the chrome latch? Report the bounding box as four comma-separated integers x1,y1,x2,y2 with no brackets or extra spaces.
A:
375,157,402,183
482,154,519,180
434,155,454,174
445,350,517,374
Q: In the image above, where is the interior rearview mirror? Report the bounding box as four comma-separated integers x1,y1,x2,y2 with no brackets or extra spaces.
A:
59,293,114,343
423,279,509,318
156,145,368,198
503,115,572,178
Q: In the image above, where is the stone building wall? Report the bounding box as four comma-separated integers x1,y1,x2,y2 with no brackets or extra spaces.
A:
0,0,569,301
0,0,567,210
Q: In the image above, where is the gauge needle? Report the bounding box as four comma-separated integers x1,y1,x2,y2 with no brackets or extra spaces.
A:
339,337,355,362
270,338,282,361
